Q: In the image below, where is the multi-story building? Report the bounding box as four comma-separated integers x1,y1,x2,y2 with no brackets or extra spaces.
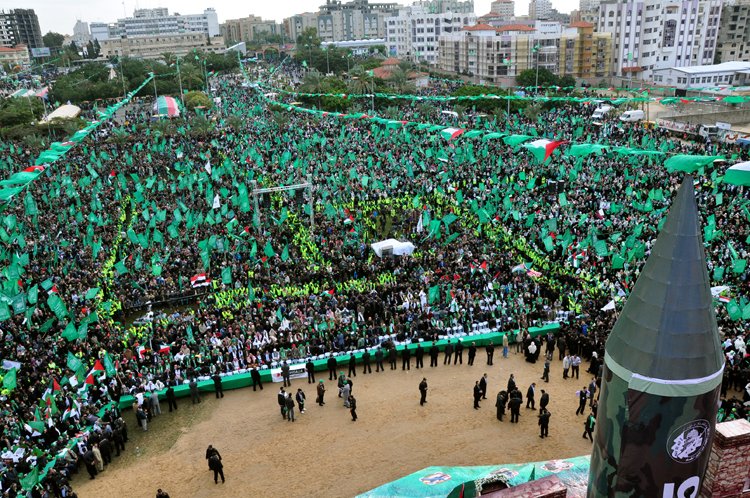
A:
716,0,750,63
437,22,612,85
386,0,476,64
89,8,220,42
489,0,516,19
0,44,29,66
72,20,91,46
90,23,112,42
652,61,750,89
221,15,282,43
0,15,15,47
284,13,319,42
529,0,553,20
598,0,722,82
0,9,43,49
98,33,225,60
316,0,401,42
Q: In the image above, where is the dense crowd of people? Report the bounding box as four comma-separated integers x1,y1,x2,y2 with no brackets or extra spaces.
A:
0,60,747,496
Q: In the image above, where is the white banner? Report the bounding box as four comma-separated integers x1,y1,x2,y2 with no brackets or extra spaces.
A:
270,363,308,383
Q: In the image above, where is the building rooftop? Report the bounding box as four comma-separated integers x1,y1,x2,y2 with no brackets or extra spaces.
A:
0,45,27,52
569,21,594,28
668,61,750,75
496,24,536,32
462,23,496,31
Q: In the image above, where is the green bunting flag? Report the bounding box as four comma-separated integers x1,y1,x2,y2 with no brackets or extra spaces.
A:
664,155,724,173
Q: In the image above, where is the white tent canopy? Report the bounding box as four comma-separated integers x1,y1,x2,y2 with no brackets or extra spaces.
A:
370,239,415,258
41,104,81,123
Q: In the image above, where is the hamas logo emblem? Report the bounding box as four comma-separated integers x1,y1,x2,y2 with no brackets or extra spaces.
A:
667,420,711,463
420,472,451,485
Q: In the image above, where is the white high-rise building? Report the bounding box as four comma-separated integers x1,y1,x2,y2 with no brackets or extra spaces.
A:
529,0,553,19
489,0,516,18
599,0,722,82
72,20,90,45
88,7,220,40
386,0,476,64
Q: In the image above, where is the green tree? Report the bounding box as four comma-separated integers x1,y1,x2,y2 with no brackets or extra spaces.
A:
516,68,558,88
558,75,576,89
42,32,65,49
184,90,212,110
0,97,44,127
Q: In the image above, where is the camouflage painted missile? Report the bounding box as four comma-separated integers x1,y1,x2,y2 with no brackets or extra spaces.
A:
587,176,724,498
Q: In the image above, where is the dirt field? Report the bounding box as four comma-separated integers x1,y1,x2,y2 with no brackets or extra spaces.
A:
74,349,597,498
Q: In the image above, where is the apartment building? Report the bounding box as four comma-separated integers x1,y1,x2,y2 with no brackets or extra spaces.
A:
386,0,476,64
437,22,612,85
598,0,722,81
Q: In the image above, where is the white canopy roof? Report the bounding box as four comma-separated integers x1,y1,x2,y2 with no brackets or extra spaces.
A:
41,104,81,123
370,239,416,258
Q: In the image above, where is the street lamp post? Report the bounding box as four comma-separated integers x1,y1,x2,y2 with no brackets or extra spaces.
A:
176,57,185,107
326,46,330,74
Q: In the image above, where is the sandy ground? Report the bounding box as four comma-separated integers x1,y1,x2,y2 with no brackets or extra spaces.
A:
73,349,597,498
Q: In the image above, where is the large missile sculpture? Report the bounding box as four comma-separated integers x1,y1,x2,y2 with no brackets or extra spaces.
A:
588,176,724,497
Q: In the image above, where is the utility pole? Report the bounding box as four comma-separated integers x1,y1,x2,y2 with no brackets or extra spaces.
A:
176,57,184,107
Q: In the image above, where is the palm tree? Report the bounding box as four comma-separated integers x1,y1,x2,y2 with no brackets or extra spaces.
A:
21,134,45,150
271,111,289,132
388,67,414,94
179,63,203,90
161,52,176,66
347,65,372,95
225,115,243,132
301,69,324,107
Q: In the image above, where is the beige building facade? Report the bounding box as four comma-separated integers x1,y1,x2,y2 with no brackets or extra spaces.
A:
99,33,225,60
438,22,612,85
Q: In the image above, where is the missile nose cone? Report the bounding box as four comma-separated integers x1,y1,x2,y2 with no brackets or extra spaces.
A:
606,175,724,383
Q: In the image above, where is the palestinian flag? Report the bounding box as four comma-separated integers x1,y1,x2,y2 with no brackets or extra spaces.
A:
522,139,568,163
724,161,750,186
158,344,171,354
191,273,211,288
440,127,465,141
85,359,106,384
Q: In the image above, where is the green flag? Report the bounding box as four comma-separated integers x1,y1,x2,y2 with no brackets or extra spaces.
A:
428,285,440,304
61,321,78,341
281,244,289,262
66,351,83,372
221,267,232,285
47,294,68,320
2,368,16,390
103,352,117,377
263,241,275,258
19,467,39,491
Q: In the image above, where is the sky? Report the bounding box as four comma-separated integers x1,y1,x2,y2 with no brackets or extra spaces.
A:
20,0,578,36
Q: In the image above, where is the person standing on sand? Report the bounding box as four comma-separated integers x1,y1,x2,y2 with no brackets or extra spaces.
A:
317,380,326,405
189,378,200,404
419,378,428,406
208,450,225,484
473,381,482,409
156,489,170,498
205,445,221,470
349,394,357,421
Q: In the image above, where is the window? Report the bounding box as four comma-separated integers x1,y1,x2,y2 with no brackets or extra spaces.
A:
663,19,676,47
